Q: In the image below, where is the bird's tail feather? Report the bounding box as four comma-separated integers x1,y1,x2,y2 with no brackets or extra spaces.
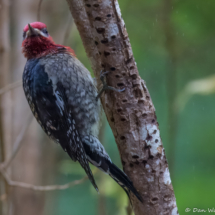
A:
67,144,99,192
78,158,99,193
109,162,143,203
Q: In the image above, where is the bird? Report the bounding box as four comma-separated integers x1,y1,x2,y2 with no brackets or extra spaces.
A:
22,22,142,202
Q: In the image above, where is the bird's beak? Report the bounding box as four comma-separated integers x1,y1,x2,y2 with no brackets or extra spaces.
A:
26,23,39,37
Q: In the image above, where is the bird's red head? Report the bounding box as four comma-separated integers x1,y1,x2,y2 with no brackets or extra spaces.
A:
23,22,47,33
22,22,75,59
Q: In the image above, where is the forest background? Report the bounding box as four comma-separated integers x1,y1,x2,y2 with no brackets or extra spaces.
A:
0,0,214,214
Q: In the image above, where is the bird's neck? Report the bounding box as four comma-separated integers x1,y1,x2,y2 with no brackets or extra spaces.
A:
22,36,75,59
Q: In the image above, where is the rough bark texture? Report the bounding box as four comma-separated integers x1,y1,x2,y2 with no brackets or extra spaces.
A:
66,0,178,214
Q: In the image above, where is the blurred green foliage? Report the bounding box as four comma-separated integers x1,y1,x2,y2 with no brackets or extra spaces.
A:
44,0,215,214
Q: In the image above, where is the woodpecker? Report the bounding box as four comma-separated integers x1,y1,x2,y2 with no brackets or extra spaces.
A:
22,22,142,202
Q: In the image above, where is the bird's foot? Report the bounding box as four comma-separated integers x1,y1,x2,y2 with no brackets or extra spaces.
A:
96,70,125,101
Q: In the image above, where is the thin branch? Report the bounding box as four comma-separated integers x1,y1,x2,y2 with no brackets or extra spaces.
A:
1,113,33,170
0,80,22,96
0,168,92,191
37,0,43,21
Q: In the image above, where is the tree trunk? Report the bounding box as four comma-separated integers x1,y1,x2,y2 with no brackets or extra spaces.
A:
66,0,178,214
0,0,12,214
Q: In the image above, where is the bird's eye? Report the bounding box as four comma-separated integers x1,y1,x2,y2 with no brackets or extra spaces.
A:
23,31,26,39
42,28,48,35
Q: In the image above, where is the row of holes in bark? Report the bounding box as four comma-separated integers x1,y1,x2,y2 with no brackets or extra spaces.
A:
99,66,126,78
84,0,124,63
85,1,137,91
95,33,116,42
114,96,151,107
114,118,157,138
123,158,164,168
95,31,117,61
122,159,148,167
96,28,146,107
100,64,126,92
96,36,136,84
125,58,140,82
145,136,159,144
85,3,99,7
142,114,156,122
95,14,112,21
99,49,116,56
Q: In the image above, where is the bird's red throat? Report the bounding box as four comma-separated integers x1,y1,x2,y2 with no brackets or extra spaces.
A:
22,36,59,59
22,34,76,60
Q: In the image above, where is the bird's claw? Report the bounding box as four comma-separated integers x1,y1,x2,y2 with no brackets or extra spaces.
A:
96,70,125,101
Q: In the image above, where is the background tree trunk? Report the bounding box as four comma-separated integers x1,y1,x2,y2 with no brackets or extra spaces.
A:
0,0,12,213
66,0,178,214
2,0,47,214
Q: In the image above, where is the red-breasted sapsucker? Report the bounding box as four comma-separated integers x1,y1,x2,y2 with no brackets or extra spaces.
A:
22,22,142,202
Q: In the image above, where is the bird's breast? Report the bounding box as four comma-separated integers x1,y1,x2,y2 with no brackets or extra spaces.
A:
25,53,102,137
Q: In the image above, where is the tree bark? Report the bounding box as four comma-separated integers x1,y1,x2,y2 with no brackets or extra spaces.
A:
66,0,178,214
